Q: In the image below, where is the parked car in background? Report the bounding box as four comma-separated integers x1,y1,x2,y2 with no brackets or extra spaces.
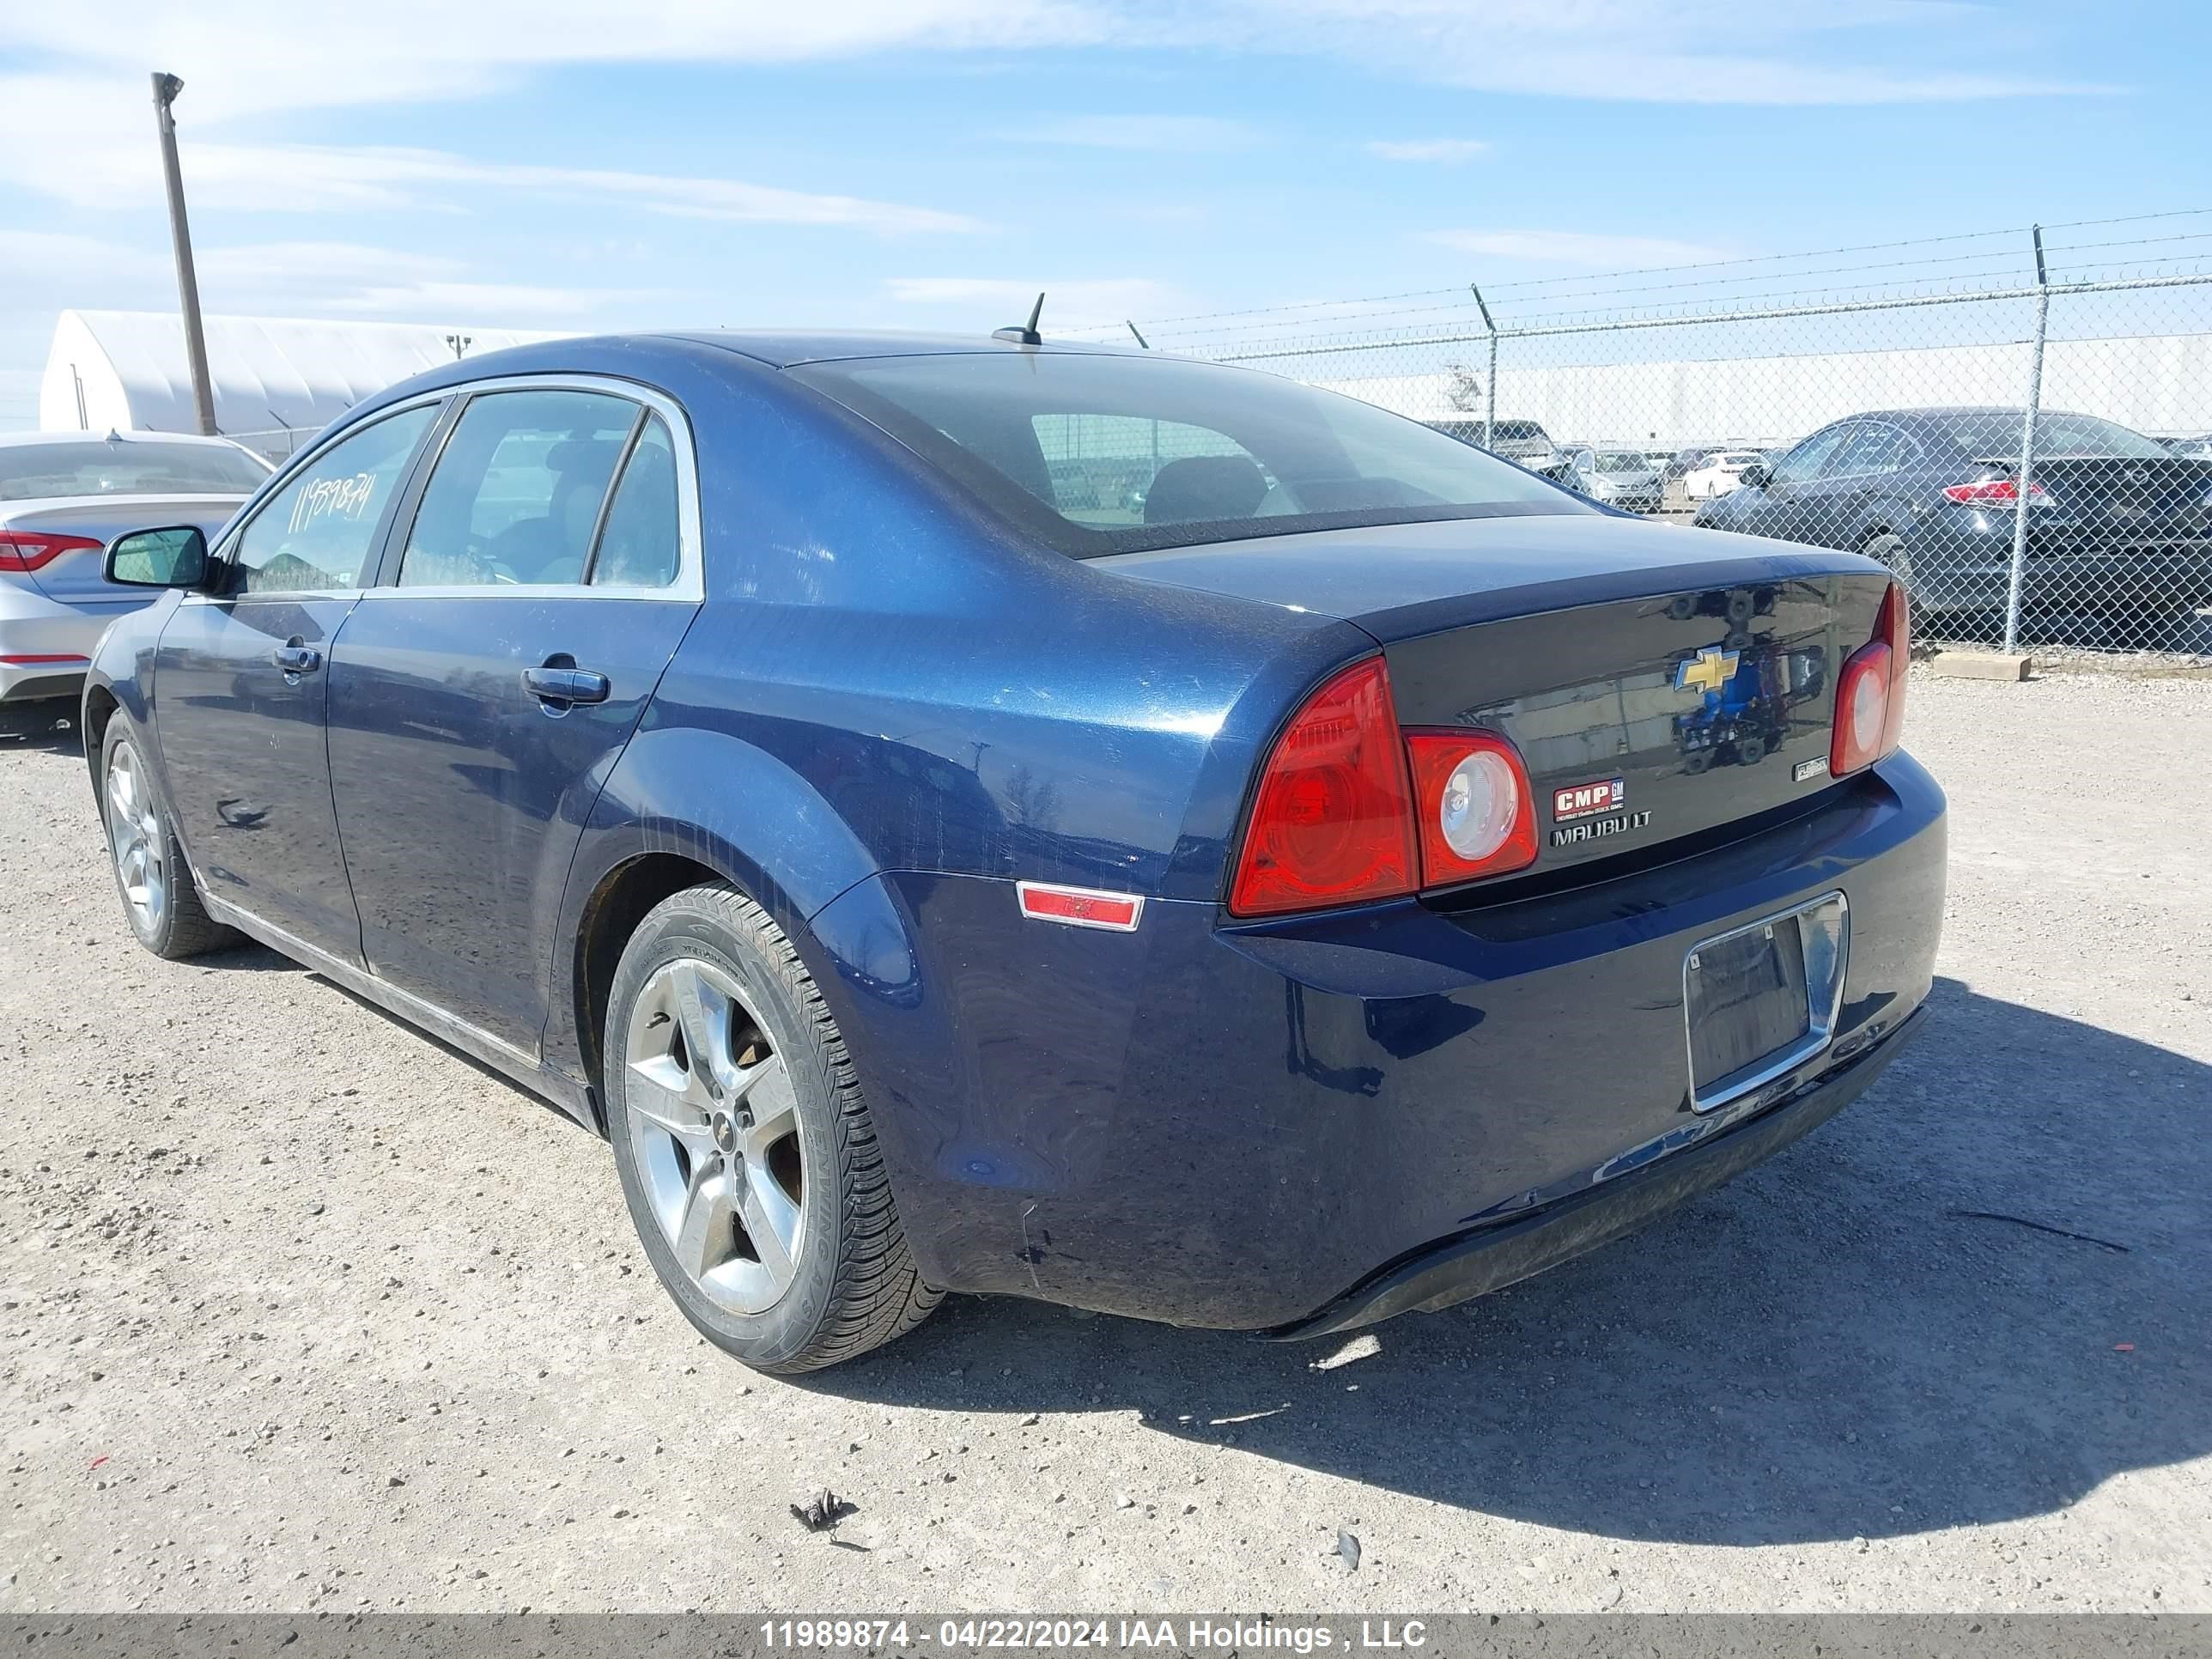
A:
1425,416,1562,474
1683,450,1767,500
1692,407,2212,630
1663,446,1718,484
1565,447,1665,514
1,430,269,710
84,330,1941,1374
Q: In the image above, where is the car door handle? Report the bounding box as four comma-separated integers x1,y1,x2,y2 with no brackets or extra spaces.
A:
521,665,611,706
271,643,322,674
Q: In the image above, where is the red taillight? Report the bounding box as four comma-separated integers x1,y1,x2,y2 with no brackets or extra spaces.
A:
1405,729,1538,885
1228,657,1419,917
1831,582,1910,778
0,530,103,573
1941,477,2049,507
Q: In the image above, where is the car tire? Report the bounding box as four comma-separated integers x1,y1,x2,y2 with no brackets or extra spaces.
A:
100,721,238,961
604,880,940,1374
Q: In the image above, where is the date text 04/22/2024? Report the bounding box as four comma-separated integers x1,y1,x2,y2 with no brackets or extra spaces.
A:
756,1619,1431,1650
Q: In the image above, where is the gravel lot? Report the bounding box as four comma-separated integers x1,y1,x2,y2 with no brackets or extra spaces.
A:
2,667,2207,1614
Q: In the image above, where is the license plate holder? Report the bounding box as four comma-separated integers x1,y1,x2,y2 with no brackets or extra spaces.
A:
1683,892,1849,1114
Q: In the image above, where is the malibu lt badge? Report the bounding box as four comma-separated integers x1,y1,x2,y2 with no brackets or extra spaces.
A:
1550,775,1651,848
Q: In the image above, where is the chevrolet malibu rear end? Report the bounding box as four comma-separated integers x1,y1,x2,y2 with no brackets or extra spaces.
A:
777,348,1946,1340
83,332,1943,1371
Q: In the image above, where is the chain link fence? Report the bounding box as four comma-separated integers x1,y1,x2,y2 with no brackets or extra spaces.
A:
1086,219,2212,666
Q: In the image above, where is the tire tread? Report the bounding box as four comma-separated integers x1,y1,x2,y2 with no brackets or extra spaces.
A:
624,882,939,1372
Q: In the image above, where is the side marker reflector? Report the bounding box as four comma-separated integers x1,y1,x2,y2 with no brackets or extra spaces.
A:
1015,881,1144,933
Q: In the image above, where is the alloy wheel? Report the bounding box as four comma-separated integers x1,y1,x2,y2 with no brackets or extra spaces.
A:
623,957,805,1315
105,742,167,936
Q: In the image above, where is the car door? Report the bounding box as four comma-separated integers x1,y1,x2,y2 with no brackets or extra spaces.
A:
153,402,444,962
1735,423,1856,544
323,380,702,1052
1813,420,1923,550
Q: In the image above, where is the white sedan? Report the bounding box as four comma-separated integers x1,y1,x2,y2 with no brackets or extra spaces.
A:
1681,449,1768,500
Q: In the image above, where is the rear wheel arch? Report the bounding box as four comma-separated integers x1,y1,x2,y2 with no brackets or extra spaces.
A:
568,845,903,1128
573,851,740,1126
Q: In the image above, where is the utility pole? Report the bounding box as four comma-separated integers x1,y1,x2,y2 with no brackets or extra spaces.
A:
151,72,218,436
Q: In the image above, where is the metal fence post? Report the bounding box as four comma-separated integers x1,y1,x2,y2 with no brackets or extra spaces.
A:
2003,227,2050,655
1470,283,1498,448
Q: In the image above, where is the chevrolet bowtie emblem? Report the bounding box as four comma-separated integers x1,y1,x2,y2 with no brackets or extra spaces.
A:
1675,646,1740,694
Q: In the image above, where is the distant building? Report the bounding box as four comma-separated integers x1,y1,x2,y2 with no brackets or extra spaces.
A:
39,310,567,459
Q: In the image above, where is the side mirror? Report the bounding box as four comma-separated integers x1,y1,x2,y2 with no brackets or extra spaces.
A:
105,526,209,589
1736,462,1771,489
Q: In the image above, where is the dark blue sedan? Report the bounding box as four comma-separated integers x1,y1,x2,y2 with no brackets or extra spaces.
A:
84,332,1945,1373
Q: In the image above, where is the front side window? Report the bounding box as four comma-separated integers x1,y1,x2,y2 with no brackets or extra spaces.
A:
792,351,1583,557
228,405,438,594
1832,423,1918,477
1771,426,1853,484
398,390,639,587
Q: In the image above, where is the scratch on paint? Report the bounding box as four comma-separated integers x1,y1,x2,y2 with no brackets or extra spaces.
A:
1018,1200,1042,1292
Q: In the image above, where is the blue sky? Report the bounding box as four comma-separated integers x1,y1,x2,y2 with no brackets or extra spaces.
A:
0,0,2194,427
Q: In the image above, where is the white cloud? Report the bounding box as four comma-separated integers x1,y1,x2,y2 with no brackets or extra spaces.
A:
1367,139,1491,163
196,242,655,319
0,0,2111,166
0,3,1113,120
1425,228,1734,269
1184,0,2106,105
998,114,1261,151
885,277,1184,325
0,108,984,231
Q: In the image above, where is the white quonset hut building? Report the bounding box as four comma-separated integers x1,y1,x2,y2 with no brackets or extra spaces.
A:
39,311,566,459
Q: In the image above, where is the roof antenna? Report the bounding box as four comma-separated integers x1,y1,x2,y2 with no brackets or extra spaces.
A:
1126,320,1151,349
994,292,1046,346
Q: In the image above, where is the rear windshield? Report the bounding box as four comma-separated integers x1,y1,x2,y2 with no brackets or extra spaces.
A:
790,352,1584,557
1594,452,1649,471
1489,420,1547,441
1937,411,2171,460
0,440,269,501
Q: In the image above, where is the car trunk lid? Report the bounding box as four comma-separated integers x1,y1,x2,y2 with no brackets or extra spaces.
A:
1097,514,1893,881
0,495,251,605
1980,453,2212,538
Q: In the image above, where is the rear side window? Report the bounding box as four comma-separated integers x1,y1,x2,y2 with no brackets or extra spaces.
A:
398,389,637,587
229,405,437,594
590,415,682,587
0,440,268,501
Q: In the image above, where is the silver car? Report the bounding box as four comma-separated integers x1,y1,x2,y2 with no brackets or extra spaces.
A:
1,431,269,708
1565,447,1665,513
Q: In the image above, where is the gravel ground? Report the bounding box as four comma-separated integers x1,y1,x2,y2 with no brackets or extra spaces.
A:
2,667,2207,1614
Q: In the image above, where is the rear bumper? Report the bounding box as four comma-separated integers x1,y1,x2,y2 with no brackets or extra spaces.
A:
1267,1002,1925,1339
0,582,115,702
812,751,1947,1330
